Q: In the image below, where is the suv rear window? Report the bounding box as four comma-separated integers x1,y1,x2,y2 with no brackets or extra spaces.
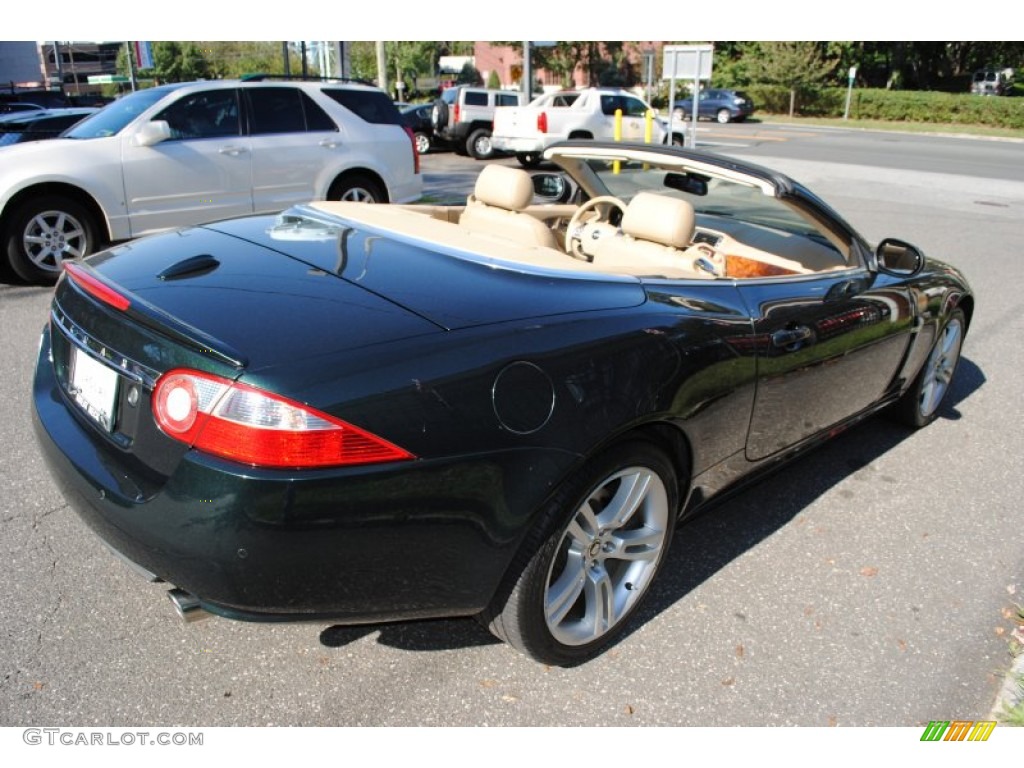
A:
496,93,521,107
321,88,401,125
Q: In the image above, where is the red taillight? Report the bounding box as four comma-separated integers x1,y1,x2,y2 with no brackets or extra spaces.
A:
537,111,548,134
402,125,420,175
453,103,460,124
64,262,131,311
152,369,415,469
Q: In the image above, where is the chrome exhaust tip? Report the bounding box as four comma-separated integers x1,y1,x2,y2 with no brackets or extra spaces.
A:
167,588,211,623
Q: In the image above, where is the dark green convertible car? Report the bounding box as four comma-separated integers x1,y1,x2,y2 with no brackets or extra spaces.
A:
32,142,972,665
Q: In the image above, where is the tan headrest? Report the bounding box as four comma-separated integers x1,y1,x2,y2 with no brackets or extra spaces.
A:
621,192,695,248
472,164,534,211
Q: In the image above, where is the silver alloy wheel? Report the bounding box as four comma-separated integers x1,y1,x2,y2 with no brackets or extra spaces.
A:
918,316,964,419
414,132,431,154
716,108,731,124
338,186,377,203
23,208,88,271
473,133,492,157
543,466,670,646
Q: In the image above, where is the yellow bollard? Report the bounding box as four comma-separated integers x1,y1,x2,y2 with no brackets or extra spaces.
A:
643,109,654,169
613,108,622,174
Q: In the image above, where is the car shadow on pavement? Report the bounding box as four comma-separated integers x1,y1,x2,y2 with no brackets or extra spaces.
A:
625,355,986,648
319,616,500,652
322,357,985,661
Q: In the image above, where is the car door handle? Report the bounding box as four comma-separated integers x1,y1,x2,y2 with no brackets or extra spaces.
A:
771,325,813,348
218,145,247,156
319,139,340,148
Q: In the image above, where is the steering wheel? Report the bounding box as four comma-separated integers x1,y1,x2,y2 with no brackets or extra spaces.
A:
565,196,627,259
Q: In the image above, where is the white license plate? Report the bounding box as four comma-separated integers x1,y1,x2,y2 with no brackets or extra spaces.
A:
70,346,119,432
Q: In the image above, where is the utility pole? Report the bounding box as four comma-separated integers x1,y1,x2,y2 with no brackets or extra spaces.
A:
52,41,65,91
522,41,531,101
334,42,348,79
125,42,137,92
376,41,388,95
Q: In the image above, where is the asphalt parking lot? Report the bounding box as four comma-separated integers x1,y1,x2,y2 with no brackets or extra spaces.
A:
1,130,1023,731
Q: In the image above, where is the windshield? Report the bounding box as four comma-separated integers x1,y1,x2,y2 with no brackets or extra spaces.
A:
585,158,851,260
64,86,179,139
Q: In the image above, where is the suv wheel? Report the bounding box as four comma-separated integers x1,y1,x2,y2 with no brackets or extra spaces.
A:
716,108,732,124
5,194,99,284
328,174,385,203
467,128,494,160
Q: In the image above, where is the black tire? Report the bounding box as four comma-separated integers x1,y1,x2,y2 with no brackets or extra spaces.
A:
716,108,732,124
670,132,685,147
413,131,432,155
467,128,493,160
327,173,385,203
892,308,966,428
483,441,679,666
4,194,99,285
516,152,542,168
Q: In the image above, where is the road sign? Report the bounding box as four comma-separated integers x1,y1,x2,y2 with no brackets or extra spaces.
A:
662,45,713,80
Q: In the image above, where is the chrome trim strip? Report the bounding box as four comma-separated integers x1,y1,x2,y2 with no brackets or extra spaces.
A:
50,306,160,388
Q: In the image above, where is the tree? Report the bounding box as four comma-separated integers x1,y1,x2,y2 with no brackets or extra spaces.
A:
388,41,437,96
146,41,213,83
457,61,482,86
746,41,836,115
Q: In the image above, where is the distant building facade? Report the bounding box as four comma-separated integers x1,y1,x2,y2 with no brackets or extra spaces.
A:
42,42,122,96
0,41,44,90
473,42,667,92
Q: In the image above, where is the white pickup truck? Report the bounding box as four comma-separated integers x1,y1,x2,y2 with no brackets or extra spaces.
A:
491,88,685,167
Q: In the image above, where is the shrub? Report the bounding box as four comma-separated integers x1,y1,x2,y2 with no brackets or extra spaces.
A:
748,85,1024,130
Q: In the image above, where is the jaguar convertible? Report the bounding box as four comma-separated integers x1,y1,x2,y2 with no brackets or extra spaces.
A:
32,141,973,666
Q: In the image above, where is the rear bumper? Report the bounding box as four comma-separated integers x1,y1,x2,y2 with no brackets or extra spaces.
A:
31,326,575,624
491,136,547,153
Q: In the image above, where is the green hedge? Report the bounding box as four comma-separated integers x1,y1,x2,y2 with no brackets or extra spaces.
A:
741,85,1024,130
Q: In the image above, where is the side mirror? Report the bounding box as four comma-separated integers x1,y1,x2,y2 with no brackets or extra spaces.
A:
133,120,172,147
531,173,571,204
875,237,924,276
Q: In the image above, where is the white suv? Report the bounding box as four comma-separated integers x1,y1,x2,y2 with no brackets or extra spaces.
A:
0,77,422,283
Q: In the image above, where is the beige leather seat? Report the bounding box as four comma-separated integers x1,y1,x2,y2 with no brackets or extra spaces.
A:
459,164,558,249
589,192,719,278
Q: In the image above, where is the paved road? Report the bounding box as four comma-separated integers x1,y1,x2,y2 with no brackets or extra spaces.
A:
1,129,1022,729
697,120,1024,182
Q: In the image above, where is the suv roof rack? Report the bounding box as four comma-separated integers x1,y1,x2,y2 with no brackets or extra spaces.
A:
240,73,378,87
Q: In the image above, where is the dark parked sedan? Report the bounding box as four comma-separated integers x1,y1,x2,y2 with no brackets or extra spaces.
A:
0,107,98,146
32,141,972,666
400,103,445,154
673,88,755,123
